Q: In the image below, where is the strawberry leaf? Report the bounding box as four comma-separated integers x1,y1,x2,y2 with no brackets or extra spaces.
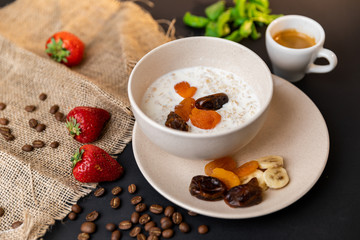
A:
66,117,81,137
46,37,71,63
71,148,85,168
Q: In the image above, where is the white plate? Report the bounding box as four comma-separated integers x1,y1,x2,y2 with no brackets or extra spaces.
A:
132,75,329,219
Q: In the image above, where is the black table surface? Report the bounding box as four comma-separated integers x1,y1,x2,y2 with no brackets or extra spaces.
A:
1,0,360,239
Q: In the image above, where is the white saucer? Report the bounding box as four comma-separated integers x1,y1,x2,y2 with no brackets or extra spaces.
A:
132,75,329,219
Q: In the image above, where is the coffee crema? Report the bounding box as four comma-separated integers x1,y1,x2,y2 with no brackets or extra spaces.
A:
273,29,316,49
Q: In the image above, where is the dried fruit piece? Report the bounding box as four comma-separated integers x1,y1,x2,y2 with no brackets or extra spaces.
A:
174,98,195,121
204,156,237,176
195,93,229,110
256,155,284,169
240,169,268,190
174,81,197,98
189,108,221,130
165,111,189,131
224,178,263,208
263,167,289,189
210,168,240,189
189,175,226,201
234,160,259,178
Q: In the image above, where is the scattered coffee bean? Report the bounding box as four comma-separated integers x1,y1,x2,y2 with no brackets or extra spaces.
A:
160,217,173,230
67,212,77,220
187,210,198,216
111,230,122,240
71,204,82,214
137,233,146,240
162,229,174,239
0,207,5,217
29,118,38,128
147,235,159,240
25,105,36,112
149,227,162,237
144,221,156,231
32,140,45,148
35,123,46,132
119,220,132,230
80,221,96,234
139,213,151,225
49,105,59,114
110,197,121,209
39,93,47,101
129,226,141,237
77,232,90,240
11,221,23,229
179,222,190,233
86,210,99,222
198,224,209,234
149,204,163,214
105,223,117,232
22,144,33,152
55,112,65,121
0,103,6,110
128,184,137,194
111,186,122,195
131,196,142,205
0,118,9,125
164,206,175,217
131,211,140,224
1,132,15,141
172,212,182,225
50,141,59,148
94,187,105,197
0,127,11,135
135,203,146,213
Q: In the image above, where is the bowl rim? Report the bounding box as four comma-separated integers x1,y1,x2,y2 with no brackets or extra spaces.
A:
128,36,273,139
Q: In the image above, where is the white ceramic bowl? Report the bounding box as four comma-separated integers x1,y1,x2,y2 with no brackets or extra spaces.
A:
128,37,273,160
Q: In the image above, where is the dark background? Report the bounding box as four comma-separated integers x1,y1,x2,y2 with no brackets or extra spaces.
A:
1,0,359,239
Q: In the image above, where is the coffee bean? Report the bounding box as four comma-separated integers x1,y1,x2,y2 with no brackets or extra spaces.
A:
29,118,38,128
149,227,162,237
144,221,155,231
131,196,142,205
172,212,182,225
135,203,146,213
0,207,5,217
162,229,174,239
187,210,197,216
55,112,65,121
25,105,36,112
49,105,59,114
147,235,158,240
198,224,208,234
179,222,190,233
77,232,90,240
71,204,82,214
137,233,146,240
139,213,151,225
160,217,172,230
32,140,45,148
149,204,163,214
128,184,137,194
86,210,99,222
11,221,23,229
0,118,9,125
0,103,6,110
0,127,11,135
131,211,140,224
111,186,122,195
164,206,175,217
94,187,105,197
129,226,141,237
80,222,96,234
1,132,15,141
50,141,59,148
67,212,77,220
111,230,122,240
119,220,132,230
105,223,117,232
35,123,46,132
39,93,47,101
110,197,121,209
22,144,33,152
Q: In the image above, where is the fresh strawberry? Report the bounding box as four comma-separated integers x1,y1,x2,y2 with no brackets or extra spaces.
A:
66,106,111,143
45,31,85,67
71,145,124,183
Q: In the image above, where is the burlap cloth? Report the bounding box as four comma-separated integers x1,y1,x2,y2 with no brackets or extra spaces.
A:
0,0,171,239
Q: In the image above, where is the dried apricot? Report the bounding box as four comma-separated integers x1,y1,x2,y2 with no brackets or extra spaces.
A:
174,98,195,121
204,156,237,176
174,81,197,98
189,108,221,130
234,160,259,178
210,168,241,189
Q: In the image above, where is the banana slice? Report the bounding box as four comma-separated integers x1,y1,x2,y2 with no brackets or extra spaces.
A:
256,155,284,169
263,167,289,189
240,169,268,191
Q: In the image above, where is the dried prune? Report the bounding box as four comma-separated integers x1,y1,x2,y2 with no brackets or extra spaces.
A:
189,175,227,201
224,178,263,207
165,111,189,131
195,93,229,110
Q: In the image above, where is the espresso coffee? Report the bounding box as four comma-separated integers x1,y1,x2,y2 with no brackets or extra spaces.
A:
273,29,316,49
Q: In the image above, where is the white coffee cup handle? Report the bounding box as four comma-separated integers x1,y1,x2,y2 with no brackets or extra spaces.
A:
306,48,338,74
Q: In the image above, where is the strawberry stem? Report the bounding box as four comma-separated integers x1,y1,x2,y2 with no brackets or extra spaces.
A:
71,148,85,168
66,117,81,137
46,37,70,63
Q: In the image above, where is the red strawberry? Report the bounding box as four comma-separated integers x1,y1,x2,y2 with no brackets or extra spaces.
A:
66,106,111,143
45,31,85,67
72,145,124,183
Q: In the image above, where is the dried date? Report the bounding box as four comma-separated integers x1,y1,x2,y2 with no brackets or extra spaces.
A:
189,175,226,201
224,178,263,207
195,93,229,110
165,111,189,131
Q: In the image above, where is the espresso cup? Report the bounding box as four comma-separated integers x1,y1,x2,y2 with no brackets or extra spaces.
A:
266,15,337,82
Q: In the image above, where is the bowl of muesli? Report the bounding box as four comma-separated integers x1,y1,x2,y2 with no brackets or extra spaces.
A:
128,37,273,160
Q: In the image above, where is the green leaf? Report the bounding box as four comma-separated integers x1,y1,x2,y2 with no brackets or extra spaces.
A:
234,0,246,18
183,12,209,28
239,19,253,38
71,148,85,168
250,23,261,40
65,117,81,137
205,21,221,37
46,37,70,63
249,0,269,8
216,9,232,37
205,0,225,21
225,30,243,42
